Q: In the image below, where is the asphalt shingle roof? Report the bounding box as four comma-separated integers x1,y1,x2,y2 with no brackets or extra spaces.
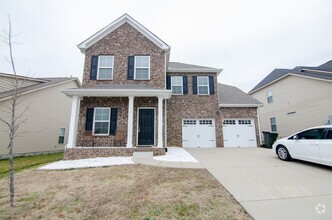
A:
218,83,262,106
249,61,332,94
168,62,221,72
0,75,78,100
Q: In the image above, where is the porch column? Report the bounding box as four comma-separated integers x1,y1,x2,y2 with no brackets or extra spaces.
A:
67,96,80,148
126,96,134,148
157,96,163,148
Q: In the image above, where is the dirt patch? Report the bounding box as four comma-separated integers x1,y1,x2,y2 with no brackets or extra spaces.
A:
0,165,252,219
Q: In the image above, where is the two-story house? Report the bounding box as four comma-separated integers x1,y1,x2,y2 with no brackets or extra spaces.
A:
249,61,332,138
63,14,262,159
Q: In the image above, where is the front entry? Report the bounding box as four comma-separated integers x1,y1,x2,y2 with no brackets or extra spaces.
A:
138,108,155,146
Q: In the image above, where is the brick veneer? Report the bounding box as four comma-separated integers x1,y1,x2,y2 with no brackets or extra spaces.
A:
64,147,165,160
166,72,222,147
82,22,166,89
220,107,261,147
77,96,162,147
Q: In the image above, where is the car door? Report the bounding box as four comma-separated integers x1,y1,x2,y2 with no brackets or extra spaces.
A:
319,128,332,166
292,128,324,163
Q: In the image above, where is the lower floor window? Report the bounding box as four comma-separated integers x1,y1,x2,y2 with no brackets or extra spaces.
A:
270,117,277,132
58,128,65,144
94,108,110,135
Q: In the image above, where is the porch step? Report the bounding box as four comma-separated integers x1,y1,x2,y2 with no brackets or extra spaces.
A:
133,152,153,159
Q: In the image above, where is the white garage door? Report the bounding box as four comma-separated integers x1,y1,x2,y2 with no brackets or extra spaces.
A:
223,119,257,148
182,119,216,148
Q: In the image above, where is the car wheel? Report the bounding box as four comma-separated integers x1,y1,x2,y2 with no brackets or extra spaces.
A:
276,145,291,161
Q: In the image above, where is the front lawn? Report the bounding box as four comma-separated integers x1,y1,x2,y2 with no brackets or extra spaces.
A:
0,152,63,178
0,165,252,219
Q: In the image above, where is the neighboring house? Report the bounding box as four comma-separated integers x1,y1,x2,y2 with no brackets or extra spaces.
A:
62,14,262,159
0,72,80,157
249,61,332,138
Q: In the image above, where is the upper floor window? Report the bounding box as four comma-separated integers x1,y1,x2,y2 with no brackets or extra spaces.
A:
93,107,110,135
171,76,183,95
197,76,209,95
134,56,150,80
267,90,273,103
270,117,277,132
98,55,114,80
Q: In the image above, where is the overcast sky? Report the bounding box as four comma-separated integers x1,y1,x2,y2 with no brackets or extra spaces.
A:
1,0,331,92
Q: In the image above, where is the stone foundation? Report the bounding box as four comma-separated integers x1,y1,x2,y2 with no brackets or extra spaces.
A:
64,147,165,160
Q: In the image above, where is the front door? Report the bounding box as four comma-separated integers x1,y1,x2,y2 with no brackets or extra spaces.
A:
138,108,155,146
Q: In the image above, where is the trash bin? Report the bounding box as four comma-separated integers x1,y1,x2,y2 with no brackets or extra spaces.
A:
262,132,278,148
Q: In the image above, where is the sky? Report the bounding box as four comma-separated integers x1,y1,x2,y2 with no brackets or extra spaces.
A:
0,0,331,92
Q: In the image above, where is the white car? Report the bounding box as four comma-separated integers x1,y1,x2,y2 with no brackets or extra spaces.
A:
272,125,332,166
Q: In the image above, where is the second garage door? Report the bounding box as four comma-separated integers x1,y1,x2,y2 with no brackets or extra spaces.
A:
182,119,216,148
222,119,257,147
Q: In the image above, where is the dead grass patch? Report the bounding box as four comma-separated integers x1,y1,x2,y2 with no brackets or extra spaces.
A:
0,165,252,219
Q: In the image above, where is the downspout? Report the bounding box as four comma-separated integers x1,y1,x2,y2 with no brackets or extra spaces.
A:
164,51,168,148
257,107,262,145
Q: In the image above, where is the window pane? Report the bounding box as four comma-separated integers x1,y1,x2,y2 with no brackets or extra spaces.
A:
171,76,182,86
271,125,277,132
98,68,113,79
99,56,113,67
172,86,182,94
326,130,332,139
198,77,208,85
135,69,149,79
135,56,149,68
198,86,208,94
270,117,276,124
95,109,110,120
59,128,65,136
94,122,109,134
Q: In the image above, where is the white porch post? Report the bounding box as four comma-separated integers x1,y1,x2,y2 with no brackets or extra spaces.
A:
126,96,134,148
157,96,163,148
67,96,80,148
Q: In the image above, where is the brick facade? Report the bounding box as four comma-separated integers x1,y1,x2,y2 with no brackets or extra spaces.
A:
166,72,222,147
77,97,162,147
82,23,166,89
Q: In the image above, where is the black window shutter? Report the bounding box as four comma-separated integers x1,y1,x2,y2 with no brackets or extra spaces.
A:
85,108,94,131
192,76,197,94
209,76,215,95
183,76,188,94
110,108,118,135
166,75,171,90
127,56,135,80
90,56,98,80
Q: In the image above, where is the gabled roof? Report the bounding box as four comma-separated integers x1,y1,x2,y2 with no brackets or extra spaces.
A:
218,83,262,107
78,14,170,53
249,60,332,94
0,73,81,101
168,62,222,74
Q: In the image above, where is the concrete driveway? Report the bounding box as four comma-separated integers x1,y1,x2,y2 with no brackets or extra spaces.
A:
187,148,332,220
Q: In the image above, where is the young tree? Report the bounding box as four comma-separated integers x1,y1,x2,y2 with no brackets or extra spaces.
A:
0,16,26,207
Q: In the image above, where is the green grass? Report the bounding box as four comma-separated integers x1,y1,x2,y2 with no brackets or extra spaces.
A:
0,152,63,178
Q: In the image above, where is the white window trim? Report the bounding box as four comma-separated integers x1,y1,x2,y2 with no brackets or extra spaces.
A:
270,117,277,132
97,55,114,80
171,76,183,95
58,128,65,144
267,90,273,103
197,76,209,95
134,56,150,80
93,107,111,136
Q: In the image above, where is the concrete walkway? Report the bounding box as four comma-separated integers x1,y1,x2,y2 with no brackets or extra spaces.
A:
187,148,332,220
132,157,204,169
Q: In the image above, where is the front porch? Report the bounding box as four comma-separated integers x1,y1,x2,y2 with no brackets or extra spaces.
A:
62,85,171,159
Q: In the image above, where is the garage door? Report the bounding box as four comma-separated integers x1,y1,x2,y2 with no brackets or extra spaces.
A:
182,119,216,148
222,119,257,147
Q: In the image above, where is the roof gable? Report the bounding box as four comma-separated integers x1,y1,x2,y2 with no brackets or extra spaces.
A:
78,14,170,53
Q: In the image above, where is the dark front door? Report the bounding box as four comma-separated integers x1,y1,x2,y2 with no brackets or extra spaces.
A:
138,109,155,146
